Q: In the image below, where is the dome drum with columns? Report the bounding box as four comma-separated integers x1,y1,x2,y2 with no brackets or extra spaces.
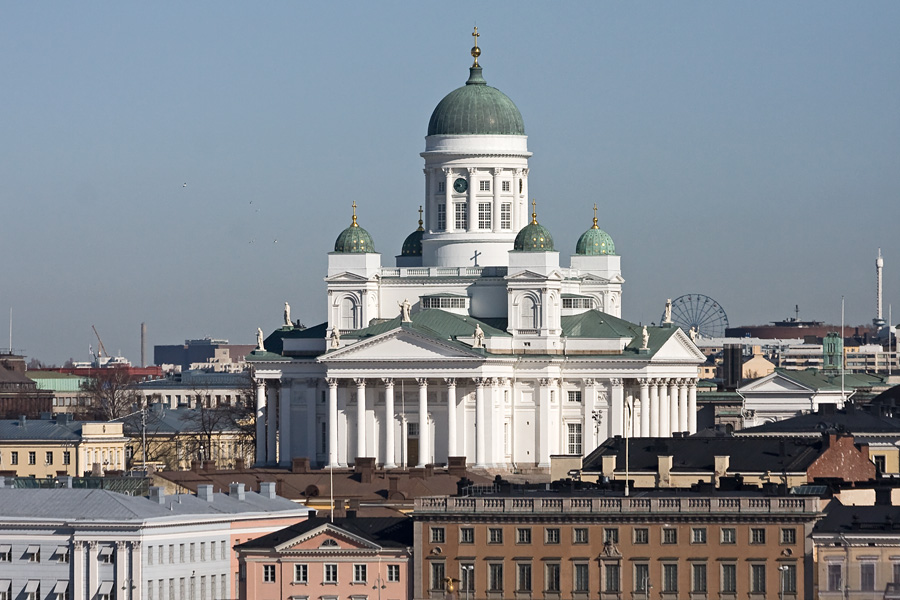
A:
249,31,703,474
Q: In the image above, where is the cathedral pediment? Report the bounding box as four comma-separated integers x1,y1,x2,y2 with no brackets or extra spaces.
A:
651,328,707,362
739,372,814,394
274,524,383,552
320,325,484,363
325,271,373,283
505,269,563,281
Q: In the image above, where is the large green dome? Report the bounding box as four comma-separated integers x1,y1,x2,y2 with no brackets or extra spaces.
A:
514,205,555,252
334,205,375,253
575,211,615,255
427,67,525,136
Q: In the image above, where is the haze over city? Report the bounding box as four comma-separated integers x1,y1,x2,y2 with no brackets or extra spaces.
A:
2,2,899,366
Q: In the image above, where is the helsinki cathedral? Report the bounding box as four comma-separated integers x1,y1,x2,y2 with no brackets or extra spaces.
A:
250,31,704,473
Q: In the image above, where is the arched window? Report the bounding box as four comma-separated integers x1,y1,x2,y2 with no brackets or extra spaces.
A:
520,296,538,330
340,297,358,330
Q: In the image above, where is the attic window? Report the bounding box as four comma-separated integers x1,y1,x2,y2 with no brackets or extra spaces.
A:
562,298,593,309
422,296,467,309
320,539,339,548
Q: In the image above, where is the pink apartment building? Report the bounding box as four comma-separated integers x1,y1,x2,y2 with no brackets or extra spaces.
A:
236,516,413,600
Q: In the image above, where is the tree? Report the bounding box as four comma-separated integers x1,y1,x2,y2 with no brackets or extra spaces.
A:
79,368,142,421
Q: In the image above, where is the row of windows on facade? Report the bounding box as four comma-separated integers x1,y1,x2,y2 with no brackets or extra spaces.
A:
0,545,112,564
261,563,402,584
429,561,797,595
158,394,246,406
145,541,229,565
435,203,512,231
826,562,900,593
144,574,227,600
436,180,512,193
0,450,72,466
436,525,797,546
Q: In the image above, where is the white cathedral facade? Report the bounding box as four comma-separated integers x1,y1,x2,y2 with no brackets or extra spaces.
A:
249,36,704,473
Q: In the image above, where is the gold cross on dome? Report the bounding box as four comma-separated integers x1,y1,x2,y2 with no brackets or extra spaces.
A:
593,203,599,228
351,201,358,226
471,26,481,67
418,205,424,230
531,198,538,224
472,26,479,47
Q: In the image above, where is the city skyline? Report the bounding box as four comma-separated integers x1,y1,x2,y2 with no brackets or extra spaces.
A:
2,3,899,365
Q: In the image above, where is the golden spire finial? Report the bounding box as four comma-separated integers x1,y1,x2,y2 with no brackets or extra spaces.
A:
417,205,424,231
592,203,599,229
351,201,358,227
471,26,481,67
531,198,538,225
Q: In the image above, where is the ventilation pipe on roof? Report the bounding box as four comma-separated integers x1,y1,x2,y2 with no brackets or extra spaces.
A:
229,482,246,501
197,484,214,502
259,482,276,500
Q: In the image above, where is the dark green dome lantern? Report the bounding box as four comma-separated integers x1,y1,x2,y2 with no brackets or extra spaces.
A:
334,201,375,253
575,204,616,255
514,200,555,252
401,206,425,257
427,27,525,136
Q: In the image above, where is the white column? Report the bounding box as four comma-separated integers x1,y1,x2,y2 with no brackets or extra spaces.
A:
444,168,454,232
327,378,339,468
400,417,409,468
610,379,624,437
446,378,458,457
417,378,429,468
669,380,679,436
266,385,278,464
537,378,552,468
639,379,650,437
355,378,367,460
658,381,669,437
474,378,487,468
254,380,267,465
73,542,84,600
383,378,397,468
88,541,99,600
688,379,698,434
492,168,502,233
582,379,596,451
649,381,660,438
279,382,292,467
520,168,530,229
115,541,127,598
305,382,317,464
131,542,142,600
678,379,689,435
467,167,477,232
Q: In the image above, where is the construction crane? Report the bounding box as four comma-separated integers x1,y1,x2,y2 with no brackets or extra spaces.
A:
92,325,110,359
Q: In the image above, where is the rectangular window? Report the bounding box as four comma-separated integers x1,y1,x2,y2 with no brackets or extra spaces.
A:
431,527,445,543
437,204,446,230
438,181,445,193
10,452,17,465
567,390,582,403
751,528,766,544
431,562,446,591
294,564,308,583
634,528,649,544
692,563,707,593
190,543,195,562
27,547,40,562
179,544,185,563
387,565,400,583
692,527,707,544
722,564,737,593
324,564,338,583
45,451,53,465
602,563,617,592
460,527,475,544
574,528,588,544
782,564,797,593
489,563,503,591
567,423,583,455
478,202,491,229
861,562,875,591
500,203,511,229
517,528,531,544
169,545,174,563
751,564,766,593
28,451,36,465
663,564,678,593
781,527,796,544
354,564,367,584
828,564,842,591
517,563,532,592
662,528,677,544
545,563,560,592
894,563,900,583
502,180,511,192
545,528,560,544
489,528,503,544
0,546,8,562
63,451,71,465
603,528,618,543
635,564,649,592
455,203,468,230
210,541,216,561
461,564,475,592
721,527,736,544
875,454,887,473
263,565,276,583
480,180,490,192
200,542,205,561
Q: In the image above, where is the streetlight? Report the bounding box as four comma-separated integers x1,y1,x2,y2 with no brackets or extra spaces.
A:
624,398,633,497
778,565,789,600
372,574,386,600
462,564,474,600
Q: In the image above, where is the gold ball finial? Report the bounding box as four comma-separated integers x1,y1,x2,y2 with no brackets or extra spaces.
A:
351,201,358,227
592,203,599,229
471,26,481,67
531,198,538,225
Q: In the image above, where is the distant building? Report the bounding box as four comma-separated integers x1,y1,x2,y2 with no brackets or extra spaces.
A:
0,353,53,418
154,338,255,371
133,369,252,409
25,371,90,413
0,414,127,477
0,481,308,600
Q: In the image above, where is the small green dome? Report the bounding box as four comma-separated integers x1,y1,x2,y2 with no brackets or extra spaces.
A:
514,203,555,252
334,203,375,253
401,229,423,256
575,211,616,255
428,67,525,136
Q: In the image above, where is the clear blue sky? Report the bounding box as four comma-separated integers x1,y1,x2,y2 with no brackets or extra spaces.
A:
2,3,899,365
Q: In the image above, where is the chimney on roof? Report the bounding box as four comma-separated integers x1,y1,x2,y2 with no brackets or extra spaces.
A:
601,455,617,478
202,460,217,472
292,457,310,474
354,457,375,484
447,457,467,478
55,413,72,425
346,498,360,519
657,455,673,488
197,484,214,502
388,476,400,493
58,476,73,489
229,482,246,501
191,460,201,473
714,455,730,485
259,481,276,500
149,487,166,504
424,463,435,478
409,467,426,479
18,415,25,427
234,458,245,471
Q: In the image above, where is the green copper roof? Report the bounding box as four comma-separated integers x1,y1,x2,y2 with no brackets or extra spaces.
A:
334,224,375,253
428,67,525,136
513,221,555,252
575,227,616,255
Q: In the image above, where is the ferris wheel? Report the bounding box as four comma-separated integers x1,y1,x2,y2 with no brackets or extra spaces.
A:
662,294,729,339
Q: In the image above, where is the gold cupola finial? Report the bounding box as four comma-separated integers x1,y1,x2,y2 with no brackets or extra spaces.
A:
471,26,481,67
592,203,599,229
531,198,538,224
417,205,424,231
351,201,358,227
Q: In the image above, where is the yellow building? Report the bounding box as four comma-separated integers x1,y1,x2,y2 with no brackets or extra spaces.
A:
0,414,127,478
